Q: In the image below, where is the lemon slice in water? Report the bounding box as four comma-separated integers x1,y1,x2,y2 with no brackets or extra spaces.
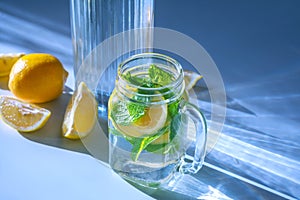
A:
110,93,168,138
62,82,98,140
0,96,51,132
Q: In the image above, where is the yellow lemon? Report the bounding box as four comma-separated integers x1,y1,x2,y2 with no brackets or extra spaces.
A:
0,96,51,132
8,53,68,103
184,70,203,91
62,82,98,140
0,53,25,77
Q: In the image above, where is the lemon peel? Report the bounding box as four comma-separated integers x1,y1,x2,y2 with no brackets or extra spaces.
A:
8,53,68,103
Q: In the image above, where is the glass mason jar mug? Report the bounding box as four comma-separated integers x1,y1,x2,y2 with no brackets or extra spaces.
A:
108,53,207,187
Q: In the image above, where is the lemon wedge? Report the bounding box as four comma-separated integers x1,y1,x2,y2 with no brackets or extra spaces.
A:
0,96,51,132
62,82,98,140
184,70,203,91
0,53,25,77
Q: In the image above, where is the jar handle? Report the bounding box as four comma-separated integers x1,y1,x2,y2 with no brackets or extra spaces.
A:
179,101,208,174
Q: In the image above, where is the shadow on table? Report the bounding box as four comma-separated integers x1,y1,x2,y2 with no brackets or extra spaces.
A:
19,89,109,164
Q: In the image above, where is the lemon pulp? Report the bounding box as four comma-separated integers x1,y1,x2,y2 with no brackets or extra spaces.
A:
0,96,51,132
62,82,98,140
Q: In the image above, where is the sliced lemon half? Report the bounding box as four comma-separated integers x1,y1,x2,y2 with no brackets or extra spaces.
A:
0,95,51,132
62,82,98,140
0,53,25,77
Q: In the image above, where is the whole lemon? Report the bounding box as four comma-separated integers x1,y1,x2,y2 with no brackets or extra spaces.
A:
8,53,68,103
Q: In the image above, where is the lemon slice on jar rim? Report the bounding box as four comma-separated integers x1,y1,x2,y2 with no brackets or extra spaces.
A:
183,70,203,91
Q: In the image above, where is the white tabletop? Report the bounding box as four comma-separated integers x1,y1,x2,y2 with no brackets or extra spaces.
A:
1,0,299,199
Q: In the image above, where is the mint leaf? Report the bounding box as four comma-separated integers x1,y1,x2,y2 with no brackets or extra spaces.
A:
133,95,151,103
122,72,152,87
145,143,169,154
146,140,179,155
111,101,132,125
131,125,169,161
170,113,185,141
149,64,173,86
145,114,184,155
111,101,145,125
127,102,145,122
168,98,181,118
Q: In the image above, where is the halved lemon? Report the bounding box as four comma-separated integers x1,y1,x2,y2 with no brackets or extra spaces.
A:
0,53,25,77
62,82,98,140
0,95,51,132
